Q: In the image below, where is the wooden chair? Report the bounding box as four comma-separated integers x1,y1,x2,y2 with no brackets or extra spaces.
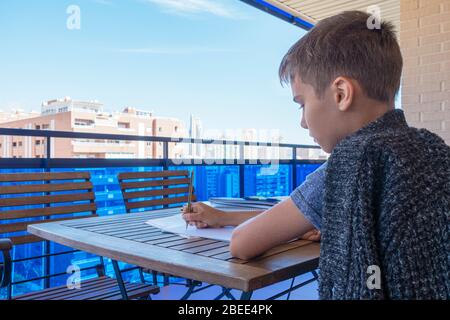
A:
119,170,197,213
118,169,200,288
0,171,159,300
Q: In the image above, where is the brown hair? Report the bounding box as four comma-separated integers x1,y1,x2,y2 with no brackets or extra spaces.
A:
279,10,403,103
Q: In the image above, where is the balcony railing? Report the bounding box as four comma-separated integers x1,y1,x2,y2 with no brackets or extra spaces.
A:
0,127,325,299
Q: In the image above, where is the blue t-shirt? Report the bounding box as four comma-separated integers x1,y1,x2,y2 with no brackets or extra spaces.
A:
289,162,327,231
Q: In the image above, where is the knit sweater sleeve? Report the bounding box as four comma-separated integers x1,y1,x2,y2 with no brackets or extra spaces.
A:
319,142,385,300
374,134,450,299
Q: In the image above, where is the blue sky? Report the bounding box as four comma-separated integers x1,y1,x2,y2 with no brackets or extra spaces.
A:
0,0,314,144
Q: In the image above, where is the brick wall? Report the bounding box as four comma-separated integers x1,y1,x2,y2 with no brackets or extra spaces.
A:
400,0,450,144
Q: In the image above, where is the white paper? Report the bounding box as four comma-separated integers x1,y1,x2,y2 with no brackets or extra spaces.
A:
146,214,235,242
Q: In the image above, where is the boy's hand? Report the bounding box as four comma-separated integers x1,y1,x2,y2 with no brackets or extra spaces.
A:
181,202,224,229
300,229,321,242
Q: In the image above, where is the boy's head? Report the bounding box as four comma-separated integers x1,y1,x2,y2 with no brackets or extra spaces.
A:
279,10,403,153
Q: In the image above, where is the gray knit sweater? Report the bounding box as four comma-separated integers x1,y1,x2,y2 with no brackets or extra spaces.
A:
319,109,450,300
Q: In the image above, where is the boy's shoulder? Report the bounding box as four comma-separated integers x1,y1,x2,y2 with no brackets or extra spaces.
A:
364,125,448,154
331,121,450,169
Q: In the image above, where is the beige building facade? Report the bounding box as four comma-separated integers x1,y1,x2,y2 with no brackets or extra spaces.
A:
0,97,186,159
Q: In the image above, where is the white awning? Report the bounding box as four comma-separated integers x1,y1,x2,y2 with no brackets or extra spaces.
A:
264,0,400,33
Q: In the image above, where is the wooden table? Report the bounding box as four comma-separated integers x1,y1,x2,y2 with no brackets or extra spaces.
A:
28,207,320,300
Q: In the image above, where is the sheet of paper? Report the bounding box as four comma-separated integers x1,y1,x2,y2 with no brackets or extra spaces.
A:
146,214,235,242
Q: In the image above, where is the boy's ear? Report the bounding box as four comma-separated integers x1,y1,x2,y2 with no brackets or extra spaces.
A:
331,77,354,112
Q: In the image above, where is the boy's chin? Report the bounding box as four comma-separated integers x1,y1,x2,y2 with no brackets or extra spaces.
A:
319,141,334,154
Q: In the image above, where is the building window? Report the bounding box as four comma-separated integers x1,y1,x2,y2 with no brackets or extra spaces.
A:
35,125,40,130
36,155,40,158
12,142,17,147
18,141,22,147
35,140,41,145
42,124,50,129
74,119,94,126
118,122,130,129
158,127,162,132
174,126,178,132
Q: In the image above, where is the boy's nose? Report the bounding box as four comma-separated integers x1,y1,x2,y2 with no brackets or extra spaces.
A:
301,113,308,129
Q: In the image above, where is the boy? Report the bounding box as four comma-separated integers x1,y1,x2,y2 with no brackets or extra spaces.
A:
184,11,450,299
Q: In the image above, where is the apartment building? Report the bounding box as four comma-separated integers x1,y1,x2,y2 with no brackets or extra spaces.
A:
0,109,40,123
0,97,186,159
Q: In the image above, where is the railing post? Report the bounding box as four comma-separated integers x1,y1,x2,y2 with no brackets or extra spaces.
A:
46,136,51,164
44,135,51,290
163,141,169,166
292,147,297,191
162,141,169,209
239,144,245,197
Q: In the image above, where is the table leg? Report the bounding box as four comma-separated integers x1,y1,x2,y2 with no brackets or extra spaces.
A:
240,291,253,300
112,260,129,300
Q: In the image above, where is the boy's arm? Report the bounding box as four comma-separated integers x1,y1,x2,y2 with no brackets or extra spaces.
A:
218,210,264,226
230,198,315,260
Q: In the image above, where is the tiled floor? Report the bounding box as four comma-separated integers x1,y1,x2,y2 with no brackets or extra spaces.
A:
151,271,319,300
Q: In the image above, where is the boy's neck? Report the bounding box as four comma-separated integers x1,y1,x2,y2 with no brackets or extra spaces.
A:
342,99,392,139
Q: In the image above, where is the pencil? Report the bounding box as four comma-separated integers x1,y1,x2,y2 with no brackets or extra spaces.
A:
186,171,194,230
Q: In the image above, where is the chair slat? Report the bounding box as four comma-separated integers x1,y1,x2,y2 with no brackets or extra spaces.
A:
122,187,189,200
12,276,107,299
13,276,159,300
9,234,43,245
46,279,121,300
0,214,99,234
0,203,97,220
0,192,94,207
118,170,188,180
0,172,90,182
120,178,190,190
125,195,196,210
0,182,93,195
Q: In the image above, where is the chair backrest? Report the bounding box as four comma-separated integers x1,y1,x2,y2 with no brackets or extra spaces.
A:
0,172,97,245
118,170,196,213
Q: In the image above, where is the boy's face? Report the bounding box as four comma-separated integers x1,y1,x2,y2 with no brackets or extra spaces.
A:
291,75,343,153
